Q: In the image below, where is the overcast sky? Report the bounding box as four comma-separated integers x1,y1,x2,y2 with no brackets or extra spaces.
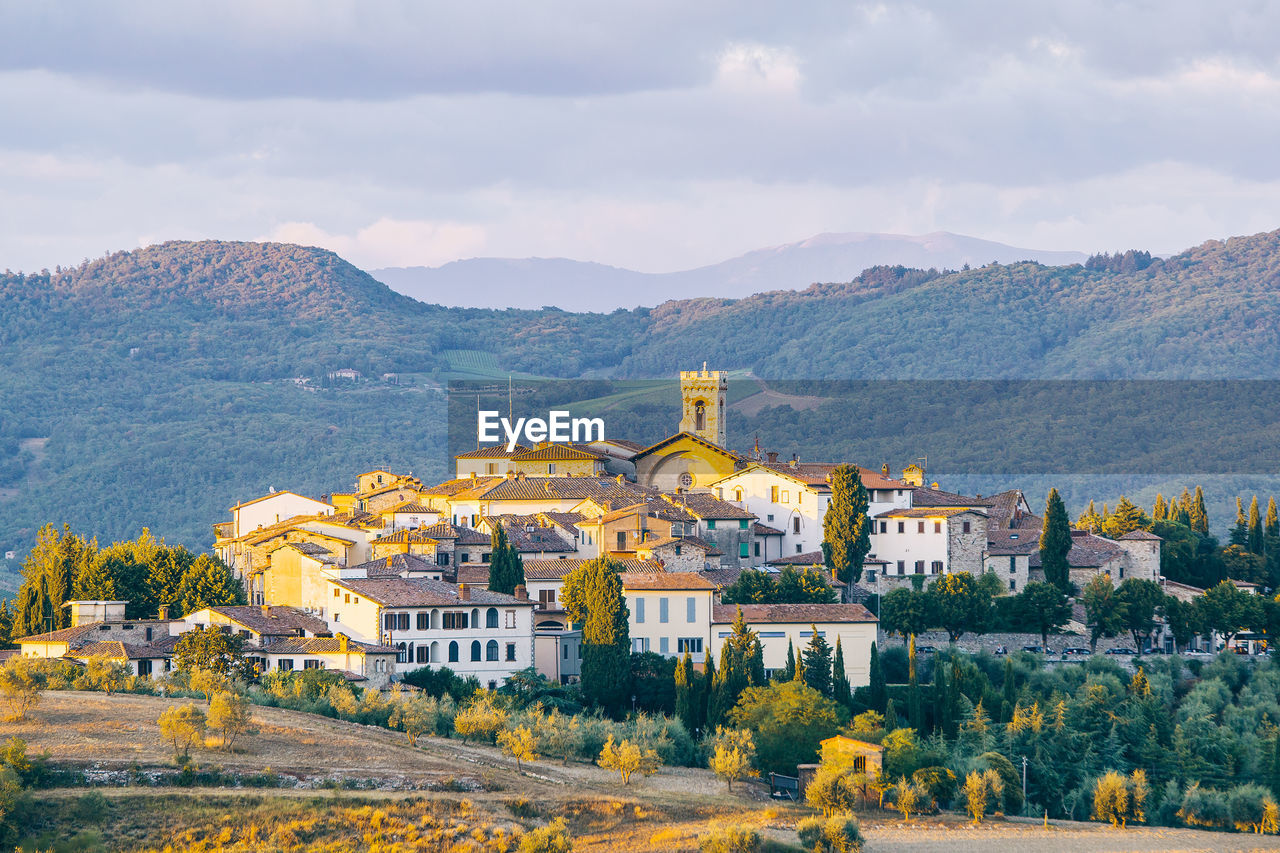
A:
3,1,1280,273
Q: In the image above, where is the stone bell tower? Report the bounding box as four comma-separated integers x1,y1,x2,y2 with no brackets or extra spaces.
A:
679,363,727,447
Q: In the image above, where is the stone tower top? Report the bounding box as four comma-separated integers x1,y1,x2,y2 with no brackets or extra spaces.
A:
679,367,727,447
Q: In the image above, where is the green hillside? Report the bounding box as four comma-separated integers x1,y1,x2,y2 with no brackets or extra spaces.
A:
4,232,1280,564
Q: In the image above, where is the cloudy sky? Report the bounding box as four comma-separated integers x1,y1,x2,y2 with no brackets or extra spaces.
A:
3,1,1279,273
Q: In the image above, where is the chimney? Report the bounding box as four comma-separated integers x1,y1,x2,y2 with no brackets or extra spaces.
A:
260,604,270,618
882,463,890,476
506,469,516,479
386,555,395,569
766,452,778,463
157,604,170,621
459,583,470,601
338,633,349,652
514,584,528,601
789,454,798,469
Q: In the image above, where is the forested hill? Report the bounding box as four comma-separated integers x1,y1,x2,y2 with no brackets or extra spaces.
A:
3,231,1280,564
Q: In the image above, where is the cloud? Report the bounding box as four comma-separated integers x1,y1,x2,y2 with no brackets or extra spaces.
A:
715,43,802,94
265,219,488,269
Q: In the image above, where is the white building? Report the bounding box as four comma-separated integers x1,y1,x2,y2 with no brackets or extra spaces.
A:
620,572,716,663
711,603,878,687
228,491,334,539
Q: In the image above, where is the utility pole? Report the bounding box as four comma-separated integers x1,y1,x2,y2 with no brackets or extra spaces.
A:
1021,755,1028,815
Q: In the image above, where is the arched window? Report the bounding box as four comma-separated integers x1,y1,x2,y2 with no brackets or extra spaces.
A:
471,608,480,626
694,400,706,431
733,488,743,502
471,640,482,661
486,607,499,628
430,641,439,663
448,641,459,662
486,640,500,661
396,642,407,663
430,609,439,629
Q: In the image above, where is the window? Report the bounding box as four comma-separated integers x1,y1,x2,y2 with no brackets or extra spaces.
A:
782,491,790,503
707,519,716,530
770,486,779,502
416,645,429,663
1009,579,1017,591
398,613,410,631
334,588,340,598
1009,557,1016,573
443,612,470,630
767,514,774,522
934,521,942,534
481,553,490,563
617,531,627,551
687,597,696,622
631,638,649,653
548,463,556,474
931,560,943,573
417,612,429,630
145,627,153,641
880,521,887,534
739,542,749,558
562,644,569,660
674,545,681,555
734,488,743,502
448,641,459,662
138,659,153,678
304,659,323,670
486,608,499,628
754,542,761,557
694,400,706,431
915,560,925,574
486,462,497,475
506,643,516,661
471,640,482,661
918,521,926,534
486,640,499,661
659,597,669,623
659,637,669,654
792,517,800,534
867,570,877,583
796,544,803,553
962,521,971,534
539,589,556,607
383,613,396,631
506,610,516,628
277,659,294,671
853,756,866,774
897,521,905,534
635,598,645,623
437,552,450,566
677,637,703,654
345,593,351,604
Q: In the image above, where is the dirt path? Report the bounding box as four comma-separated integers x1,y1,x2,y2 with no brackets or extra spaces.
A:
862,819,1278,852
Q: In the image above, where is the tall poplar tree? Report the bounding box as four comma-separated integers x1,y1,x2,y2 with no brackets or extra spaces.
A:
1247,496,1263,555
1152,493,1168,521
867,641,887,713
561,556,631,715
832,637,851,707
1230,498,1249,547
822,464,871,596
1040,488,1072,592
1190,486,1210,535
674,651,704,735
487,526,525,595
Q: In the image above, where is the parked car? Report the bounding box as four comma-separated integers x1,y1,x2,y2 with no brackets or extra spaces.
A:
1104,647,1137,655
1021,645,1045,654
916,645,937,655
1062,647,1091,656
1183,649,1212,658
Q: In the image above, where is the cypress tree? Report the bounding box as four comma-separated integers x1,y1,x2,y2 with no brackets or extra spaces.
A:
1271,733,1280,801
1230,497,1249,547
867,641,887,713
0,599,12,646
782,639,796,681
701,652,716,730
1190,486,1210,535
946,659,963,739
1078,500,1102,533
802,624,833,697
1171,501,1191,528
832,637,851,707
931,662,947,736
487,527,525,594
1152,493,1168,521
884,697,898,732
908,661,922,733
1266,497,1279,538
561,557,631,716
1040,488,1072,592
822,464,871,594
1248,496,1263,555
1000,657,1017,724
674,651,700,734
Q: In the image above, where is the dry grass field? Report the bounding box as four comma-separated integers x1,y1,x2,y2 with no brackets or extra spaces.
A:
7,692,1274,852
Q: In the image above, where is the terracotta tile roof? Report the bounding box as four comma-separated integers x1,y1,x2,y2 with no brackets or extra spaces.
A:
636,535,715,553
595,438,645,453
712,603,877,624
333,576,531,607
746,461,907,491
213,521,234,538
15,623,99,644
620,571,717,591
259,636,397,655
512,444,606,462
68,640,173,660
383,501,436,515
284,542,335,559
230,490,324,511
471,476,655,503
350,553,442,577
985,529,1040,555
419,521,464,540
1119,530,1162,541
1030,530,1122,569
486,516,576,553
538,511,585,534
911,487,981,507
522,557,658,580
700,567,746,589
766,551,825,567
241,514,332,545
599,498,696,525
632,432,743,462
205,605,332,637
752,522,784,536
662,491,755,520
422,477,504,497
454,526,492,546
454,445,529,459
875,507,986,519
372,529,440,547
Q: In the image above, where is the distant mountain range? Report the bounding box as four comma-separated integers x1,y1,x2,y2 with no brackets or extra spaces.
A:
370,231,1088,311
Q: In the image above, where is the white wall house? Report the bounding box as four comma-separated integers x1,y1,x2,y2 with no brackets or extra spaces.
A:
323,576,536,688
620,572,715,663
711,461,911,562
230,491,333,538
867,507,989,586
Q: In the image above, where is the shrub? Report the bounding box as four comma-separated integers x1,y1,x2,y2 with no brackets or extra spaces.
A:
707,728,758,792
912,766,957,807
798,812,863,853
454,693,507,744
1226,783,1279,834
533,709,583,765
597,735,661,785
76,658,130,695
206,691,252,751
1179,782,1231,829
158,703,206,760
497,724,538,772
890,775,930,821
964,769,1003,824
401,665,482,702
805,764,858,817
0,657,47,721
698,823,760,853
389,694,454,746
519,817,572,853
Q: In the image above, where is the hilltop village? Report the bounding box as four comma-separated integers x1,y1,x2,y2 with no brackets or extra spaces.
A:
17,367,1243,692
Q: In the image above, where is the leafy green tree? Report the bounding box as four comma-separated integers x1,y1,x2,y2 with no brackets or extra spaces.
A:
173,625,248,679
708,606,764,726
1082,574,1126,652
1016,581,1071,649
926,572,990,643
561,557,631,716
802,625,834,697
775,566,838,604
720,569,776,604
1152,494,1168,522
146,549,192,615
822,464,871,592
176,554,246,615
1103,496,1149,539
17,523,90,630
674,651,705,735
1198,580,1264,647
487,526,525,595
728,679,843,774
1230,498,1249,547
1161,595,1202,653
1115,578,1165,652
1040,488,1073,591
781,640,796,681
